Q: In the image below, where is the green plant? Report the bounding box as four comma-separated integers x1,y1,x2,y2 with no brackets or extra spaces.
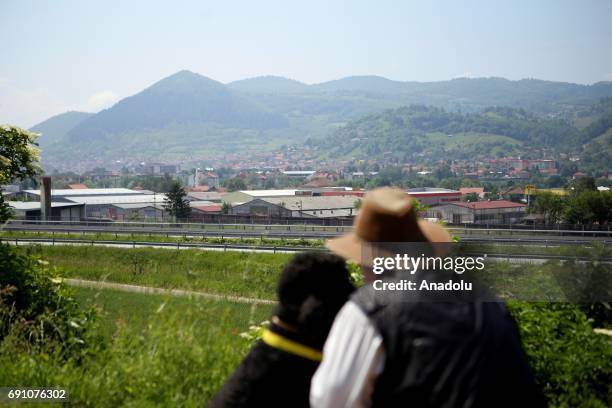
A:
0,125,41,223
509,302,612,407
0,244,98,360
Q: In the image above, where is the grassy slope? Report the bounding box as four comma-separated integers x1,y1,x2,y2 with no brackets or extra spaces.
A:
15,243,610,303
2,247,611,406
0,287,271,406
73,287,272,339
26,245,291,300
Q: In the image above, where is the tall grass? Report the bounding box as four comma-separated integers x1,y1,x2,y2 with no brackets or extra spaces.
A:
23,245,291,300
0,287,273,406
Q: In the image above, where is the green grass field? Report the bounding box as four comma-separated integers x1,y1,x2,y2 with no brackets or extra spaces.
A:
22,245,291,300
16,244,609,303
73,287,272,338
2,245,611,406
0,286,271,406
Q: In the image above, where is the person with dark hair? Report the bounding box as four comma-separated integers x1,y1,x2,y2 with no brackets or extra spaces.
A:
310,187,546,408
208,252,355,408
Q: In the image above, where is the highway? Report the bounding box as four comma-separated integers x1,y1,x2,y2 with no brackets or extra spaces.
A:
2,220,610,247
3,237,611,264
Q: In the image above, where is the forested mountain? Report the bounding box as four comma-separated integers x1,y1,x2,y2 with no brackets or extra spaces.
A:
65,70,288,145
310,105,580,162
577,98,612,174
31,69,612,170
29,111,93,148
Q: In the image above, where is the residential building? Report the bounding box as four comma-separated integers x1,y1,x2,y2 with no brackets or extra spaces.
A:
459,187,485,200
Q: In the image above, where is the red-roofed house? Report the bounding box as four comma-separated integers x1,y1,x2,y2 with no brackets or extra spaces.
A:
67,184,89,189
459,187,485,199
436,200,527,224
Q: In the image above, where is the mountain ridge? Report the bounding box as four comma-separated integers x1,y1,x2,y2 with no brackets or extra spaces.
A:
31,70,612,170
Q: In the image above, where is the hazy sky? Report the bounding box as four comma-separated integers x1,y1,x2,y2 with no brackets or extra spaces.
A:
2,0,611,127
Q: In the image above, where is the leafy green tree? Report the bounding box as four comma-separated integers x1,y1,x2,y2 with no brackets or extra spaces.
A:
223,177,247,192
0,126,41,222
531,191,565,224
564,191,611,224
571,176,597,194
544,175,565,188
462,192,480,202
1,127,96,360
221,202,231,214
163,182,191,220
439,177,462,190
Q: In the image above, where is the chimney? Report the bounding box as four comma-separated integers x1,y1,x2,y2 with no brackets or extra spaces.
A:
40,176,51,221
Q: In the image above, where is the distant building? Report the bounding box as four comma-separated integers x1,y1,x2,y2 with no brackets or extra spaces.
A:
67,184,89,189
8,201,84,221
301,178,336,188
186,191,224,202
459,187,485,200
21,188,146,202
190,202,223,216
282,170,316,179
145,163,179,175
222,189,298,205
436,200,527,224
109,204,165,220
347,171,378,181
58,194,166,219
502,186,526,202
230,196,359,218
406,188,461,207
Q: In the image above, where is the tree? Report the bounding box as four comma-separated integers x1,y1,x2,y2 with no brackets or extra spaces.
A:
223,177,247,192
462,192,480,202
571,176,596,194
0,126,41,222
564,191,611,225
1,127,95,359
163,182,191,220
531,191,564,224
221,202,231,214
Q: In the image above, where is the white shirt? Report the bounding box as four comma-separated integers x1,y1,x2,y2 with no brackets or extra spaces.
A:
310,301,385,408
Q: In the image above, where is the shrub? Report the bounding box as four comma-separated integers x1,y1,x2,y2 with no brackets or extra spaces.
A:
509,302,612,407
0,244,98,360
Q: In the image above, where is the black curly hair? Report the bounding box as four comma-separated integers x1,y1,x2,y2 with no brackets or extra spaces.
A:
274,252,355,348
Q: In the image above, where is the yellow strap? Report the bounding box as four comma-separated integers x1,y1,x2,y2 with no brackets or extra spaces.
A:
262,329,323,362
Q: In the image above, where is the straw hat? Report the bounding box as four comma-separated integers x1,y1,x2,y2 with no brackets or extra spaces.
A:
326,187,451,264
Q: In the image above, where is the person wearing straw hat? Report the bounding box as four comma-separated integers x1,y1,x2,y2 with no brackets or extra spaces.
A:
310,187,545,408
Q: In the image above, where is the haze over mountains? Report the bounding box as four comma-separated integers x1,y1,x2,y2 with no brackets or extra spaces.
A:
30,70,612,171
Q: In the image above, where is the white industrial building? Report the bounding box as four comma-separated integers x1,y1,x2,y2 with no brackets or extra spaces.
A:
7,201,84,220
434,200,527,224
230,196,359,218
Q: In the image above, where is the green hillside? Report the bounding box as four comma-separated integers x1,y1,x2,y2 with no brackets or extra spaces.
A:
65,70,288,144
311,105,577,162
29,111,93,148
